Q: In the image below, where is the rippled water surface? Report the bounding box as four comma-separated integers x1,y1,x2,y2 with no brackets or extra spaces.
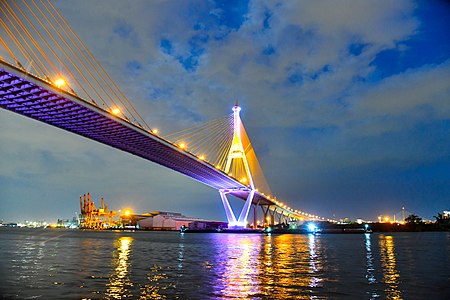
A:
0,228,449,299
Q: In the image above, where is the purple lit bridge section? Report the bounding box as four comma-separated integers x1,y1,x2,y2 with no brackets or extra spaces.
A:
0,61,277,208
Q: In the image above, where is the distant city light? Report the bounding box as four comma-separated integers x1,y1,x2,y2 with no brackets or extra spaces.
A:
124,209,132,216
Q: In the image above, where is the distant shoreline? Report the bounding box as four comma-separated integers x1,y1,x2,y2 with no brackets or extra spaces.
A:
1,222,449,233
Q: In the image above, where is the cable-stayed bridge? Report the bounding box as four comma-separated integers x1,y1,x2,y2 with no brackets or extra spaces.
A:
0,0,331,227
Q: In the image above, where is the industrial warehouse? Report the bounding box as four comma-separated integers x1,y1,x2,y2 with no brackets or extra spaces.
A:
79,193,226,231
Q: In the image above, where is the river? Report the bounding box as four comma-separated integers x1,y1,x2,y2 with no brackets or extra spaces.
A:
0,228,449,299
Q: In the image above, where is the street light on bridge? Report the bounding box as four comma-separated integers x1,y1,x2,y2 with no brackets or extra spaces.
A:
111,107,121,115
54,78,66,88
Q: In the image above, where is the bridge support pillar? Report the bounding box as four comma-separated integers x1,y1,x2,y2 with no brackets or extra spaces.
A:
261,205,268,226
269,207,276,226
262,205,275,226
219,189,255,228
252,204,256,229
252,200,261,229
277,211,283,224
283,214,288,224
219,190,237,225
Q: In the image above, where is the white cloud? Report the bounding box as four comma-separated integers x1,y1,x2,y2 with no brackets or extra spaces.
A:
351,61,450,121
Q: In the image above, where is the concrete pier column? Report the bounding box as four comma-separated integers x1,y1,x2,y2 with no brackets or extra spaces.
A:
252,202,259,229
269,207,276,226
262,205,269,226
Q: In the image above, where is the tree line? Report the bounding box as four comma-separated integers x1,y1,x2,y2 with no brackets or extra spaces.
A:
403,212,450,231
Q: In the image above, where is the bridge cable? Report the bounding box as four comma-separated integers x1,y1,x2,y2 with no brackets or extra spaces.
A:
0,35,20,66
1,0,152,130
1,1,50,77
0,4,48,77
35,0,141,122
7,0,91,99
165,114,234,170
25,0,109,107
44,0,151,130
0,18,34,71
6,0,65,81
17,0,100,102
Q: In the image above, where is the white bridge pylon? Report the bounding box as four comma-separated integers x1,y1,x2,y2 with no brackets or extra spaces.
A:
220,101,255,228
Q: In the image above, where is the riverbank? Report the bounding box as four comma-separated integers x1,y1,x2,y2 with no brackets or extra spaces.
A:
321,222,450,232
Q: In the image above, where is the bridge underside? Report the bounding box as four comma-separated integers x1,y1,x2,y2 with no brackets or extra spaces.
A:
0,62,277,207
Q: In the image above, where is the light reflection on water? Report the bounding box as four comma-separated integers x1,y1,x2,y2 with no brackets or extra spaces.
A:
209,233,325,299
308,233,322,289
365,233,376,284
256,234,324,299
212,235,262,299
365,233,379,299
379,234,402,300
1,229,449,299
106,236,134,298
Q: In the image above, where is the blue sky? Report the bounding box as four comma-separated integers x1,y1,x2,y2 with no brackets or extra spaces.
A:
1,0,449,222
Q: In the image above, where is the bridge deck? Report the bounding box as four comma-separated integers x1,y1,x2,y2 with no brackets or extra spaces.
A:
0,61,277,207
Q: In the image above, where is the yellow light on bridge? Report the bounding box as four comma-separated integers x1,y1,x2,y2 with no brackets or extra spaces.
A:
215,165,221,169
152,129,159,134
199,155,205,160
111,107,121,115
179,143,186,149
55,78,65,88
240,177,247,183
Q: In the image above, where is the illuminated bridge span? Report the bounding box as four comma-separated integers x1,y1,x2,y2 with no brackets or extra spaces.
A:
0,0,330,227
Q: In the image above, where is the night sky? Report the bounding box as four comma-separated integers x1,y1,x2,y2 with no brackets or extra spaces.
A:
1,0,449,223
